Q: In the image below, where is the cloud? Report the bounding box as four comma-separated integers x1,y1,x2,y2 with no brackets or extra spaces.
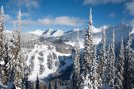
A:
4,14,85,27
126,1,134,16
7,0,40,9
22,13,30,17
22,19,35,25
21,0,39,9
37,16,84,26
83,0,126,5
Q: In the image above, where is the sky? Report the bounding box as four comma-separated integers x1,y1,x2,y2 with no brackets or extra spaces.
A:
0,0,134,32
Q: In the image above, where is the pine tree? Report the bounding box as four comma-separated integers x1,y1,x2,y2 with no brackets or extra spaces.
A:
109,30,115,89
3,42,11,85
29,55,35,75
35,75,40,89
22,64,29,89
83,8,93,72
92,46,99,89
98,28,107,87
39,64,45,75
105,44,111,88
0,6,5,83
38,56,45,75
124,32,134,89
71,29,80,89
56,79,62,89
47,53,54,69
7,66,16,89
115,38,125,89
48,80,51,89
81,8,94,89
10,10,23,87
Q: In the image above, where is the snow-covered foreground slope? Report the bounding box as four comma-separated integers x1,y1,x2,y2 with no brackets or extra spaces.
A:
26,44,72,81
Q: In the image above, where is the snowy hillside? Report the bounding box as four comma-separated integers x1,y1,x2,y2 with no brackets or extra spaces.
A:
26,44,72,81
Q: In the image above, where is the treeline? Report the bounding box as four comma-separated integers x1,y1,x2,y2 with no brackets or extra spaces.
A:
68,9,134,89
0,7,29,89
33,9,134,89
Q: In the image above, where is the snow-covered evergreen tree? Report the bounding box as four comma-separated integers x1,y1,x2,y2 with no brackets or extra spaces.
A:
105,44,111,88
38,56,45,74
98,28,107,87
21,59,29,89
83,8,93,71
9,10,23,87
39,64,45,75
92,46,99,89
124,32,134,89
70,29,80,89
115,38,125,89
29,55,35,74
0,6,5,83
47,53,54,69
2,42,11,85
35,75,40,89
109,30,115,89
81,8,94,89
7,67,16,89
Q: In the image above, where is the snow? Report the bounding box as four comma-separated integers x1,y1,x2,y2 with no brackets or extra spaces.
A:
17,23,134,82
51,29,64,37
42,28,54,37
65,41,84,48
26,44,72,81
130,28,134,34
28,29,44,36
16,87,21,89
43,28,64,37
27,45,56,81
92,26,102,33
0,61,4,65
73,28,80,31
93,38,102,45
4,30,12,33
27,28,64,37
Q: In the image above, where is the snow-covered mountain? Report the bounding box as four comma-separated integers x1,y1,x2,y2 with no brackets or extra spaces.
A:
59,23,132,48
28,29,64,37
42,29,64,37
6,23,134,82
50,29,64,37
60,26,102,47
28,29,44,36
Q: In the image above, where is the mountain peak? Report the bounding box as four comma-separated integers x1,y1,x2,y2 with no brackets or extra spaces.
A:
28,29,44,36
